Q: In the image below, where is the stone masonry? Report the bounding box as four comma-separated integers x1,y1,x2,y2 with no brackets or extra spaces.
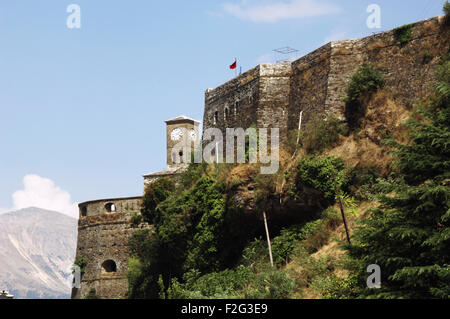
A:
72,197,143,299
73,16,449,299
204,16,449,140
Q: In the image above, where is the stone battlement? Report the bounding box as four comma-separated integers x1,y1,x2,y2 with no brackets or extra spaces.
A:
73,16,449,299
203,16,449,141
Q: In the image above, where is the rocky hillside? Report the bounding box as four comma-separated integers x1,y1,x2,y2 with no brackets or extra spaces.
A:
0,207,77,299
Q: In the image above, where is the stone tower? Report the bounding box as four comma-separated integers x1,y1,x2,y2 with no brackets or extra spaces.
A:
144,115,200,184
165,115,200,168
71,196,143,299
72,115,201,299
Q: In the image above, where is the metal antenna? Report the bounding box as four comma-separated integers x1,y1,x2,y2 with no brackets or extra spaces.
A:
273,46,299,63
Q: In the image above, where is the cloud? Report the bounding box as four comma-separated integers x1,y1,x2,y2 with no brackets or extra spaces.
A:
12,174,78,219
221,0,341,23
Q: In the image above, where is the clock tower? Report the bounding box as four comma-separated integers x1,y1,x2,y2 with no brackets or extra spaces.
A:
165,115,200,168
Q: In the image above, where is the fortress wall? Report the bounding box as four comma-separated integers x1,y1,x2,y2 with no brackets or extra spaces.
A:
73,197,143,299
359,16,449,107
324,16,449,121
203,65,260,136
257,63,292,140
288,43,332,132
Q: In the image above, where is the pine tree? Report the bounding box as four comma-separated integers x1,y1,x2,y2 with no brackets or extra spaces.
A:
347,54,450,298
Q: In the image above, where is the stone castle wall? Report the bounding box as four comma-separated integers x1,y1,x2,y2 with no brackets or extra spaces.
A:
72,196,143,299
74,16,448,300
204,16,449,139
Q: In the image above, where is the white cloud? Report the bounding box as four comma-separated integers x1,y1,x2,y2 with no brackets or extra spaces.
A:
12,174,78,219
221,0,341,23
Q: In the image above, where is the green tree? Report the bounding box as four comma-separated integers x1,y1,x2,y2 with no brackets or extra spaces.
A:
141,177,175,224
347,56,450,298
444,1,450,26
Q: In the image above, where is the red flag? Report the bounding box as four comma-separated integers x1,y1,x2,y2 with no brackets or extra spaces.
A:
229,59,237,70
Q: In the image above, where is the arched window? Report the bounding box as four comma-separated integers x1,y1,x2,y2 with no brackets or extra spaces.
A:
80,206,87,217
234,101,239,116
101,260,117,274
214,111,218,125
179,150,184,163
105,203,116,213
224,107,230,121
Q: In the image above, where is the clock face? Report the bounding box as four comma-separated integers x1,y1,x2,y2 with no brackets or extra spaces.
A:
171,128,183,141
189,129,196,141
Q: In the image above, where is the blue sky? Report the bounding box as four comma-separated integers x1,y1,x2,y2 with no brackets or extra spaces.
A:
0,0,446,217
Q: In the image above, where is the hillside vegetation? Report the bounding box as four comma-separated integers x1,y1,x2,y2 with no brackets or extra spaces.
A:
127,20,450,299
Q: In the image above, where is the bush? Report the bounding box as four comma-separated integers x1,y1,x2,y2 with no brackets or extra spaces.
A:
241,238,270,271
348,164,380,200
444,1,450,26
302,228,331,253
244,269,296,299
272,220,322,265
130,214,143,227
84,288,101,299
180,162,208,188
301,115,348,154
292,247,334,288
321,207,341,229
344,63,384,128
393,24,414,46
141,177,175,224
296,156,348,203
73,256,87,275
166,266,252,299
310,274,359,299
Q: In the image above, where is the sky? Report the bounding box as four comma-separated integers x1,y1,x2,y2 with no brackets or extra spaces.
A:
0,0,446,218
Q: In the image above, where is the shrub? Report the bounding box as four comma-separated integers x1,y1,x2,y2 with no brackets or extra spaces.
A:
271,220,322,265
141,177,175,224
181,162,208,188
310,274,359,299
292,247,334,288
339,193,359,217
73,256,87,275
348,164,380,200
166,266,252,299
244,269,296,299
444,1,450,26
345,63,385,104
84,288,101,299
130,214,143,227
302,228,331,253
435,55,450,99
241,238,269,271
301,115,348,154
393,24,414,46
296,156,348,203
344,63,384,128
321,207,341,229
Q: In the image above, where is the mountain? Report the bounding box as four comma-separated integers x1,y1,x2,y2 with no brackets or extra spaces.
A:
0,207,77,299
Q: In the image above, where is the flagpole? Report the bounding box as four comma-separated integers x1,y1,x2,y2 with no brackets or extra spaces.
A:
235,57,237,78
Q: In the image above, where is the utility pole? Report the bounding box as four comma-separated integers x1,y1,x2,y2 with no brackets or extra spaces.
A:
263,211,274,267
332,170,351,245
291,110,303,159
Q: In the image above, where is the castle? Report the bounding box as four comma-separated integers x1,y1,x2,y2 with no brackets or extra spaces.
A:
71,16,449,299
